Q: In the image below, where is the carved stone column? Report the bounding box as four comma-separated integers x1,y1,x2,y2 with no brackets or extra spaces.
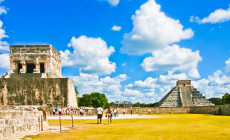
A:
21,60,26,73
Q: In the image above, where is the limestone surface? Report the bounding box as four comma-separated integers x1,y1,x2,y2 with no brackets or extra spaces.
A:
156,80,214,107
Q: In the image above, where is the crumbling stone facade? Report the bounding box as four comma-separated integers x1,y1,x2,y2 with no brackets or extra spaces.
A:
0,45,78,108
156,80,214,107
9,45,62,78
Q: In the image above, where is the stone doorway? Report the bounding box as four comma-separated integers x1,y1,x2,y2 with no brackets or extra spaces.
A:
18,63,22,73
40,63,44,73
26,63,35,73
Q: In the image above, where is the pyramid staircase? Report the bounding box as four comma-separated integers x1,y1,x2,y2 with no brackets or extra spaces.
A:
156,80,214,107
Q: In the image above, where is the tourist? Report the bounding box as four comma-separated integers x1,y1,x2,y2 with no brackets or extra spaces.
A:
97,106,103,124
55,107,58,115
58,108,62,116
53,109,55,116
61,108,64,115
131,109,133,115
149,109,151,115
85,108,88,116
114,108,117,117
123,109,125,115
66,109,69,115
107,106,113,124
80,108,84,116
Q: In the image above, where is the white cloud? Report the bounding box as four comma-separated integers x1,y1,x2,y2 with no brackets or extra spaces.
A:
121,0,194,55
191,5,230,24
0,53,9,69
69,73,127,102
111,25,121,31
61,36,116,75
99,0,119,6
0,6,7,15
0,3,9,52
141,44,202,78
106,0,119,6
193,70,230,98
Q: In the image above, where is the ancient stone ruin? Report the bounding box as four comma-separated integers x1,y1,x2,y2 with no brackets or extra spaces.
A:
156,80,214,107
0,45,78,108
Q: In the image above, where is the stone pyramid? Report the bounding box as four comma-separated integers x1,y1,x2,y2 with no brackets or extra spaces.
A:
156,80,214,107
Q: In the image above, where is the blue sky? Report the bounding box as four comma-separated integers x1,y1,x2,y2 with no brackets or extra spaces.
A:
1,0,230,103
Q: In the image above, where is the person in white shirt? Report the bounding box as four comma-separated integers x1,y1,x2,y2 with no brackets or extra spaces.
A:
123,109,125,115
114,109,117,117
149,109,151,114
97,107,103,124
80,108,84,116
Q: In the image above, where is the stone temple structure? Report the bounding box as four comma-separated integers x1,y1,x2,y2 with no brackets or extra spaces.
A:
0,45,78,108
156,80,214,107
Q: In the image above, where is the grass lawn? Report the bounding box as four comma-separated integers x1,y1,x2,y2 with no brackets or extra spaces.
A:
25,114,230,140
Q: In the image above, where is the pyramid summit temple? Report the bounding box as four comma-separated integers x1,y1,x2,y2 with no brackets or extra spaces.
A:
156,80,214,107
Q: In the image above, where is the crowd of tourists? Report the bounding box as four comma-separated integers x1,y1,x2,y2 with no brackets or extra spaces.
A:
50,107,92,116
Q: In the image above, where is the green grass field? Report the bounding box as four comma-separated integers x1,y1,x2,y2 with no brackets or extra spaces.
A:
25,114,230,140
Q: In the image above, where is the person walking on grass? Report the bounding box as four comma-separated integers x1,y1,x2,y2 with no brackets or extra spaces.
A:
149,108,151,115
107,106,113,124
123,109,125,115
114,108,117,117
97,106,103,124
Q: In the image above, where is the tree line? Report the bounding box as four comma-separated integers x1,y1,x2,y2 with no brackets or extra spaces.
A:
208,93,230,105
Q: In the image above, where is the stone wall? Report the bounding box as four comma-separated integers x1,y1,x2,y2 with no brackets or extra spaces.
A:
116,107,190,114
67,79,78,108
0,78,78,108
0,109,43,140
115,105,230,115
219,104,230,115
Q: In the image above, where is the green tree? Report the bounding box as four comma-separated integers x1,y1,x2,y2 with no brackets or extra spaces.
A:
208,98,223,105
132,102,141,107
222,93,230,104
91,92,108,108
77,92,108,108
78,94,93,107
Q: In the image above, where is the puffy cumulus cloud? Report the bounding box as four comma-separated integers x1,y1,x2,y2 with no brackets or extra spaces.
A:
0,2,9,52
0,53,9,69
141,44,202,79
121,0,194,55
192,70,230,98
191,5,230,24
0,20,9,52
61,36,116,75
69,73,127,102
123,76,164,103
111,25,121,31
126,77,158,94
